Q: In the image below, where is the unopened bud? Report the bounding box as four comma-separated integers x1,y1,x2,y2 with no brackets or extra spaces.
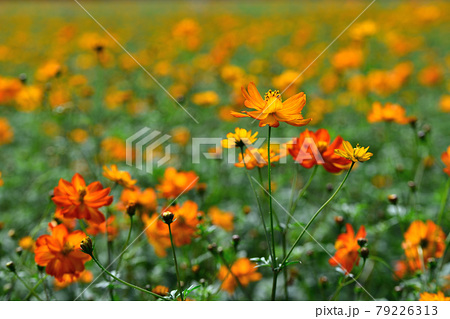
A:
427,257,437,270
80,237,94,255
196,183,207,195
19,73,27,84
243,205,251,215
357,238,368,247
207,243,217,253
326,183,334,192
334,216,344,225
162,211,174,225
15,247,23,256
126,202,136,217
319,276,328,287
387,194,398,205
232,234,240,247
217,246,223,255
6,261,15,273
408,181,416,192
360,247,369,259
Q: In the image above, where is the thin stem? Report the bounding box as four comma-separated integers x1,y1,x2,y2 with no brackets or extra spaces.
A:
267,126,278,301
280,162,355,270
90,254,167,300
267,126,276,263
116,215,133,272
14,273,43,301
330,259,367,301
168,223,183,301
438,178,450,227
240,146,274,263
25,274,48,301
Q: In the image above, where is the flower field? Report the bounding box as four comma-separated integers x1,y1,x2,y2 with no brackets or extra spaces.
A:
0,0,449,302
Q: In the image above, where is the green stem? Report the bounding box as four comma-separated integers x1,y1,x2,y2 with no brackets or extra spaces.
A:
240,146,274,263
331,259,366,300
90,254,167,300
14,273,43,301
267,126,278,301
438,178,450,227
24,274,48,301
116,215,133,272
168,223,183,301
280,162,355,270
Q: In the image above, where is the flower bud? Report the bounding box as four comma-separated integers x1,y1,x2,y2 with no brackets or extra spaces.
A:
427,257,437,270
217,246,224,255
126,202,136,217
326,183,334,192
80,237,94,255
19,73,27,84
6,261,15,273
15,247,23,256
408,181,416,192
387,194,398,205
319,276,328,287
357,238,368,247
360,247,369,259
162,211,174,225
334,215,344,225
196,183,207,196
207,243,217,253
242,205,251,215
232,234,240,247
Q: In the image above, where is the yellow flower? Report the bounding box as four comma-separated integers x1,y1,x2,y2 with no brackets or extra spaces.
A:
0,171,3,187
334,141,373,163
222,128,258,149
191,91,219,107
419,291,450,301
102,165,137,188
19,236,36,251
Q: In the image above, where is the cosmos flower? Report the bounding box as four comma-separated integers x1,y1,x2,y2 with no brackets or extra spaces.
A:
335,141,373,163
208,206,234,231
102,164,137,188
441,146,450,176
329,223,366,274
232,82,311,127
222,127,258,149
156,167,198,199
419,291,450,301
368,102,416,125
288,129,351,173
34,224,91,281
52,173,113,224
218,257,262,294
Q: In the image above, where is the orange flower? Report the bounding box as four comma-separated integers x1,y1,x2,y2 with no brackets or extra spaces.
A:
232,82,311,128
209,206,234,231
439,95,450,113
288,129,351,173
0,171,3,187
86,215,119,241
156,167,198,199
329,224,366,274
402,220,446,263
235,145,283,170
152,285,169,296
191,91,219,107
143,200,203,256
368,102,416,124
218,257,262,294
441,146,450,176
52,173,113,224
54,270,93,289
331,47,364,71
0,76,22,104
0,117,14,145
19,236,36,251
419,291,450,301
118,186,157,213
34,224,91,281
418,65,443,87
102,164,137,188
35,61,63,82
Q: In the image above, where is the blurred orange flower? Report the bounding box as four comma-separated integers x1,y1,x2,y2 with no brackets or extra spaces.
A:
103,164,137,188
15,85,43,112
19,236,36,251
52,173,113,224
235,145,282,170
86,215,119,241
329,223,366,274
143,200,203,256
191,91,219,107
419,291,450,301
288,129,351,173
209,206,234,231
402,220,446,263
54,270,93,289
441,146,450,176
439,95,450,113
156,167,198,199
418,65,443,87
118,186,157,213
35,61,63,82
34,224,91,281
0,171,3,187
152,285,169,296
0,117,14,145
218,257,262,294
332,47,364,71
232,82,311,128
368,102,416,124
0,76,22,104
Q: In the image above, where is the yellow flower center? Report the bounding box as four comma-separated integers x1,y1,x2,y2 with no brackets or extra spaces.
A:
264,89,282,102
317,141,328,153
62,242,74,255
264,89,283,113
